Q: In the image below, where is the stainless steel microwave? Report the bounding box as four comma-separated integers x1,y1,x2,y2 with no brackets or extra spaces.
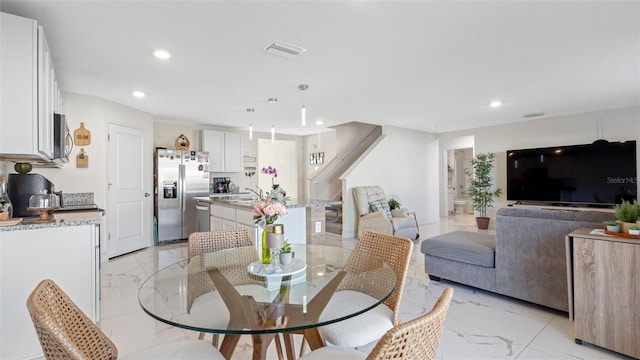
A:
53,113,71,163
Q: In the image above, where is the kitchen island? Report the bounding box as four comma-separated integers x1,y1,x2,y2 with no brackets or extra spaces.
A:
0,212,101,359
194,196,342,245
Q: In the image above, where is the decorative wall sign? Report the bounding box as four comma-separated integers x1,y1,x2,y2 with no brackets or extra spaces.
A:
309,152,324,165
76,148,89,168
175,134,190,150
74,122,91,146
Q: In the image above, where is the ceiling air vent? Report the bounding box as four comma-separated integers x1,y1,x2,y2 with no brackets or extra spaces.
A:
263,40,306,58
523,112,545,118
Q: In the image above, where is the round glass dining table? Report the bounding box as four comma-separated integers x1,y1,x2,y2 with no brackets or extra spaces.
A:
138,244,396,360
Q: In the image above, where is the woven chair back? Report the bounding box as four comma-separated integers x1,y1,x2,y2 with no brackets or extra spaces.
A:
367,287,453,360
186,228,256,312
342,230,413,324
26,279,118,360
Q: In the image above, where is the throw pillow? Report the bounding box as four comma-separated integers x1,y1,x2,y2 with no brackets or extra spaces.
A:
369,199,392,219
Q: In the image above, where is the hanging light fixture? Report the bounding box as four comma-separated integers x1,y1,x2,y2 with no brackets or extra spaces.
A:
268,98,278,143
246,108,254,140
299,84,308,126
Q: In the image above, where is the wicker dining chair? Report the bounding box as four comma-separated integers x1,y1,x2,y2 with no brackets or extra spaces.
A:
26,279,223,360
300,287,454,360
187,228,264,348
316,230,414,349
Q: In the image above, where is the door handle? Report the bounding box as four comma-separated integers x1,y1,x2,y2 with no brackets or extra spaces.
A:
144,193,151,197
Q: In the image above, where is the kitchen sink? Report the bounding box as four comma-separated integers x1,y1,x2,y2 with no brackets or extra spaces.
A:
225,197,258,203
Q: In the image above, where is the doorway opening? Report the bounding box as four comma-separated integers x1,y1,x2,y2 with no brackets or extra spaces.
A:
258,139,297,199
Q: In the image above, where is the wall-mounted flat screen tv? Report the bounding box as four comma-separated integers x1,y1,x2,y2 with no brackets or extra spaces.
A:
507,140,637,207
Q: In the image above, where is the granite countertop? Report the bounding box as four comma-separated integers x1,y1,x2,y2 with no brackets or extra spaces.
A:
194,196,342,209
0,211,102,232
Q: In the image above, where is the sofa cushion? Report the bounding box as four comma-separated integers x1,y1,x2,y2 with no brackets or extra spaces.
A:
421,231,496,268
369,199,392,219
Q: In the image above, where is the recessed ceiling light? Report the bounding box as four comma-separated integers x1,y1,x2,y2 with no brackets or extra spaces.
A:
132,91,145,98
153,49,171,59
490,100,502,108
315,120,324,126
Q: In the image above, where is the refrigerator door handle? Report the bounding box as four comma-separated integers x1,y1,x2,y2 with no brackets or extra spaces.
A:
179,164,186,212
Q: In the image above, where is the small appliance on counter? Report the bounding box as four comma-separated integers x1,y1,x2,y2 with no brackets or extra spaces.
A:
211,177,231,194
7,173,61,217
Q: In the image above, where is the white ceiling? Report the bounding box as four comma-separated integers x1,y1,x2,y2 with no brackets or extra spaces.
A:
1,1,638,135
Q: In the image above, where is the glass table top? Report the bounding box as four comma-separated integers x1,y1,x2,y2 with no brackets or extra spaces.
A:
138,244,396,335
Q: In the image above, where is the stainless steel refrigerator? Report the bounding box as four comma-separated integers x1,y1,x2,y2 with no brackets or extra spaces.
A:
155,149,209,243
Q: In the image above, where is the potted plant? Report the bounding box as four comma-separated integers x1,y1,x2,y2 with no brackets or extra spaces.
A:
629,225,640,236
466,152,502,229
388,198,401,210
279,240,292,265
0,203,10,221
614,199,640,234
604,220,620,233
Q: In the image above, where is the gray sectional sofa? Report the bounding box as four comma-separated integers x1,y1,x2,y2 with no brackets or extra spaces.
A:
420,207,616,311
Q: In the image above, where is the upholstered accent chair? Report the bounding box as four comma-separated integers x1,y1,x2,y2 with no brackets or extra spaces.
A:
352,186,418,239
302,287,454,360
27,279,223,360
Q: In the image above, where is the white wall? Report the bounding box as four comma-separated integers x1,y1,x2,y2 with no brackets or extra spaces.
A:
341,126,438,238
437,106,640,219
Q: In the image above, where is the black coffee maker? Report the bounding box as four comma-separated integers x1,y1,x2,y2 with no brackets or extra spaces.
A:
213,177,230,193
7,174,60,217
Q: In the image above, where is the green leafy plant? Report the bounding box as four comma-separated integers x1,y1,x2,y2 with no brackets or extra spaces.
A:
614,200,639,223
603,220,618,226
466,152,502,218
0,203,10,213
629,225,640,231
388,199,401,210
280,240,291,254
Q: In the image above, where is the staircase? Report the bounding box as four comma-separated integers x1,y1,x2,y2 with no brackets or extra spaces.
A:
309,122,382,235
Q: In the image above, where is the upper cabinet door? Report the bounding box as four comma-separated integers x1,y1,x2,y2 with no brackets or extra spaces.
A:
223,132,242,172
200,130,242,172
38,26,54,159
0,13,59,163
201,129,225,171
0,12,39,159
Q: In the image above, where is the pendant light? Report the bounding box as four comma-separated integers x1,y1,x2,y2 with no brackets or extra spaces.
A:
247,108,254,140
299,84,308,126
268,98,277,143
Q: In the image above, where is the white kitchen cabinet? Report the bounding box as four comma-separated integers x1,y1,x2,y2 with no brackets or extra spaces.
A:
201,130,242,172
209,204,257,243
0,12,60,163
0,224,99,359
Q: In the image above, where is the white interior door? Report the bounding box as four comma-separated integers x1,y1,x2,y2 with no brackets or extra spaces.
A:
107,123,151,258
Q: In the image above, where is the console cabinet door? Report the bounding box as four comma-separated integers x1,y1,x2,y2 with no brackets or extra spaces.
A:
572,236,640,358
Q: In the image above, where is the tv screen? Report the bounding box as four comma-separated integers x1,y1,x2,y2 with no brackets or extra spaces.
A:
507,141,637,207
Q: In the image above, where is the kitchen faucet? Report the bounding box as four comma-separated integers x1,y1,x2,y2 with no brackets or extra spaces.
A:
245,187,263,200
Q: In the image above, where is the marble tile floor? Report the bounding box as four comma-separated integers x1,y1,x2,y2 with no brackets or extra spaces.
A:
99,214,631,359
